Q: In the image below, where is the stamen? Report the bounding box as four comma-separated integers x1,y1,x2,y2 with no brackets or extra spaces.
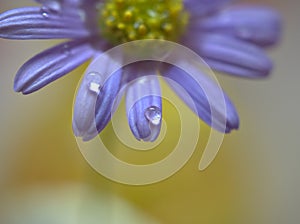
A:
98,0,189,45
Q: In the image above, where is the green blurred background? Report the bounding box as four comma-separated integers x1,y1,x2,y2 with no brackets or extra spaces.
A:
0,0,299,223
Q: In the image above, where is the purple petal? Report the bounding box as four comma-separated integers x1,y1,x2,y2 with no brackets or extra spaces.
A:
162,64,239,133
184,0,232,17
92,71,123,140
0,7,89,39
14,39,94,94
73,69,123,141
183,34,273,78
73,70,105,138
73,53,123,141
125,65,162,142
193,6,281,47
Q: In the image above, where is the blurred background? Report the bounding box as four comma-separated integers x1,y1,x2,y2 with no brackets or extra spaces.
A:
0,0,299,223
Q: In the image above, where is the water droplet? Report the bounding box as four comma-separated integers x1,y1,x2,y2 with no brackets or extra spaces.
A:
40,1,61,18
145,106,161,126
40,6,50,18
86,72,104,94
89,82,101,94
88,71,103,78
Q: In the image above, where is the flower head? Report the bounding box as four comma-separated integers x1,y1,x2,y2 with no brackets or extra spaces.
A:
0,0,281,141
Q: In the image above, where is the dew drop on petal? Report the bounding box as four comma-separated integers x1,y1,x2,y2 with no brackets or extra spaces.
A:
86,72,104,95
145,106,161,126
40,6,50,18
89,82,101,94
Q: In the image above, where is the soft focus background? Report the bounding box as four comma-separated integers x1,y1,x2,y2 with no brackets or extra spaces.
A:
0,0,299,223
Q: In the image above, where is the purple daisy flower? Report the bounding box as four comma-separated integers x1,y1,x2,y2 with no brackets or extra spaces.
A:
0,0,281,141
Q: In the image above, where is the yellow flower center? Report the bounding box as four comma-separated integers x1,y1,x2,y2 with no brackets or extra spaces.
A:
98,0,189,45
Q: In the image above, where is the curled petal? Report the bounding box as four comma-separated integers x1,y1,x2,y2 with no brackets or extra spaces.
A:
14,39,94,94
73,70,104,138
162,64,239,133
184,34,273,78
0,7,89,39
193,6,281,46
73,54,123,141
73,72,123,141
125,65,162,142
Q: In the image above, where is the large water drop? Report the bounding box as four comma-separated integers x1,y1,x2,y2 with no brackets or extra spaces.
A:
145,106,161,126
